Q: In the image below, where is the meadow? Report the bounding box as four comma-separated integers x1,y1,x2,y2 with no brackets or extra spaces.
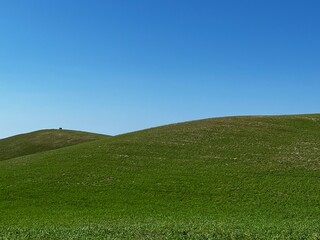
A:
0,114,319,239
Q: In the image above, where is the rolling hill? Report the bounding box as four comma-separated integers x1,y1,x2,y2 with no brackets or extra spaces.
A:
0,129,108,161
0,114,319,239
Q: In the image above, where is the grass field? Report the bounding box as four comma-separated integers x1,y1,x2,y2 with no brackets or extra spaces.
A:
0,129,108,161
0,114,319,239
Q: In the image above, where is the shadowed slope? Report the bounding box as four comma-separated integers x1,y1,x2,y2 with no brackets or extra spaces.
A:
0,129,108,161
0,114,319,239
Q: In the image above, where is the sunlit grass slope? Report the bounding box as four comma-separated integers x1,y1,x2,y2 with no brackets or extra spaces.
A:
0,114,319,239
0,129,108,161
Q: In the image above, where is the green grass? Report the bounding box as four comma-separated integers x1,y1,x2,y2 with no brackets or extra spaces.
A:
0,114,320,239
0,129,108,161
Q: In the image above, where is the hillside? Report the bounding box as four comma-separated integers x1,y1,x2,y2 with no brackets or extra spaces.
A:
0,114,319,239
0,129,108,161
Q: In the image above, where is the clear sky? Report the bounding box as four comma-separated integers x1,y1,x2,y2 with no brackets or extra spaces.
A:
1,0,319,138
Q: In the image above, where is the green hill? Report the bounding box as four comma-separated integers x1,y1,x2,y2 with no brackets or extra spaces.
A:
0,129,108,161
0,114,319,239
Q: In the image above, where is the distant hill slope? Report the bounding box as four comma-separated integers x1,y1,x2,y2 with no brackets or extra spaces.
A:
0,129,108,161
0,114,319,239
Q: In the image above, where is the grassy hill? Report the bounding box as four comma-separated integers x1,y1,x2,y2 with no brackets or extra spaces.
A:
0,129,108,161
0,114,319,239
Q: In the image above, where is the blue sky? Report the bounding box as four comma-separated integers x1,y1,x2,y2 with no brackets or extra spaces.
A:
1,0,319,138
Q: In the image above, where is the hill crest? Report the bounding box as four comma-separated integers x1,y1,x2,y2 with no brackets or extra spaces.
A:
0,129,108,161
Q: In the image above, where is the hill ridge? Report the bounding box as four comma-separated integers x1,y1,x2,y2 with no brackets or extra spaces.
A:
0,129,109,161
